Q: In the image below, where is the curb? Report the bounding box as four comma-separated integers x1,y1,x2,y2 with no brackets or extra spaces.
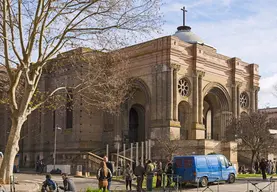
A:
237,178,276,181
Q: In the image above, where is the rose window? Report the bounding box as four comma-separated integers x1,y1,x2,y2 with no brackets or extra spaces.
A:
239,92,249,108
178,78,190,96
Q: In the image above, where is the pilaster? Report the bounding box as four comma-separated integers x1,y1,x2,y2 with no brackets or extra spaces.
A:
191,70,205,139
236,81,242,117
170,63,180,121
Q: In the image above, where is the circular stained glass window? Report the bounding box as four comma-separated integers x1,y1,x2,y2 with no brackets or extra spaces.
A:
178,78,190,97
239,92,249,108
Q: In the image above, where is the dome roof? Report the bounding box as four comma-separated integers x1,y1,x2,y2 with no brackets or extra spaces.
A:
173,26,204,44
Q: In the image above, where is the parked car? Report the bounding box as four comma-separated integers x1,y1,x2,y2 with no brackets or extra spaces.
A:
173,154,236,187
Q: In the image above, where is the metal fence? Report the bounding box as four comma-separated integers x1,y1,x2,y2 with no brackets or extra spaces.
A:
246,178,276,192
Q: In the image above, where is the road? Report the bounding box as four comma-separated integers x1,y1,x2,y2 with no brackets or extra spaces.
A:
13,173,277,192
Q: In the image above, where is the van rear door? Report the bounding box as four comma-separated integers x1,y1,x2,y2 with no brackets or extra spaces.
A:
182,157,195,181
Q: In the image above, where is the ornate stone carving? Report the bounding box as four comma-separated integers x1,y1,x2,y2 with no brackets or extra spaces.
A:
169,63,181,71
253,86,260,92
235,81,242,88
178,78,191,97
239,92,249,108
196,70,205,77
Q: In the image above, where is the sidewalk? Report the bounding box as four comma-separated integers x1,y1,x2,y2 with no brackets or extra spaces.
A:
1,182,39,192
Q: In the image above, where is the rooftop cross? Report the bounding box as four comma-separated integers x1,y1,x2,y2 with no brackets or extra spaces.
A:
181,6,187,26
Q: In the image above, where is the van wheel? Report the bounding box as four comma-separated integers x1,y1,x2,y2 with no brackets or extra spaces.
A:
228,174,235,183
200,177,208,187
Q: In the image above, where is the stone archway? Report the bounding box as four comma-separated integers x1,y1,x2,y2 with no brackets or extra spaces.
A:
203,84,232,140
119,78,151,143
178,101,192,139
129,104,145,142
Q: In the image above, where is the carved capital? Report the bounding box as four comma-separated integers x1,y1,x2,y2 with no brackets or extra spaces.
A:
169,63,181,71
253,86,260,92
196,70,205,78
235,81,242,88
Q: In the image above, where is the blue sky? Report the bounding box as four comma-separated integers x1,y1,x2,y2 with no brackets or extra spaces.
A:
157,0,277,108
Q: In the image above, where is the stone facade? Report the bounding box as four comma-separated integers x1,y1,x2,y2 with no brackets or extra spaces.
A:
0,28,260,167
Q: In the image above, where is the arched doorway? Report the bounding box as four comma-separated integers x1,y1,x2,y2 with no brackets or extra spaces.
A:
203,86,231,140
178,101,192,139
128,104,145,142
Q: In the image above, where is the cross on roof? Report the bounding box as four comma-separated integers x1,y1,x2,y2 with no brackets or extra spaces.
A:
181,6,187,26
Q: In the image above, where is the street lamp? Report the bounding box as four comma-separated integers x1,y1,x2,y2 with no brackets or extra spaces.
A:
53,126,62,170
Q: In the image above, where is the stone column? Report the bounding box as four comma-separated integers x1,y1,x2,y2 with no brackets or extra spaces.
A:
193,71,199,123
250,86,255,113
232,83,237,118
221,111,233,139
191,70,205,139
198,70,205,124
254,86,260,112
236,82,242,117
170,63,180,121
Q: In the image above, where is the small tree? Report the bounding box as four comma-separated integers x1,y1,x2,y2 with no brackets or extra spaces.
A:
226,112,277,169
155,133,181,161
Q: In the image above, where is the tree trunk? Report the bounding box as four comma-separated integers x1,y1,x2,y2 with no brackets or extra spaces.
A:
250,150,256,173
0,116,25,184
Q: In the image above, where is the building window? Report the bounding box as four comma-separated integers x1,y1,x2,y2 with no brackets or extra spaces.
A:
178,78,190,97
66,89,73,129
239,92,249,108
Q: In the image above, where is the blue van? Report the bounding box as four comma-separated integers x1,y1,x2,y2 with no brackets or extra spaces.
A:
173,154,236,187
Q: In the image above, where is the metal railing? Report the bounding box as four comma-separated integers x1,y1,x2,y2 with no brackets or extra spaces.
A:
161,173,182,192
246,177,276,192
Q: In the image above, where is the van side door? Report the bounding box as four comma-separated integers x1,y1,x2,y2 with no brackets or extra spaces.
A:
206,156,221,182
219,156,229,180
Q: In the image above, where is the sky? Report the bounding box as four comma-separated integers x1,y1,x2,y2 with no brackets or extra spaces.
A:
158,0,277,108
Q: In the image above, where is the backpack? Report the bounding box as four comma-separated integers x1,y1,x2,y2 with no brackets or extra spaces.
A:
47,179,57,191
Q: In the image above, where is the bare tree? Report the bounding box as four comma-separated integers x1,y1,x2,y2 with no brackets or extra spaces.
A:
225,112,277,169
155,133,182,160
0,0,161,183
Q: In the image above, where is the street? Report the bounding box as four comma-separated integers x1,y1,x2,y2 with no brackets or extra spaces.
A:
13,173,277,192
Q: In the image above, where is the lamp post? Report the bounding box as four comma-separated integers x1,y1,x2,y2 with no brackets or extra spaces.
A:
53,126,62,170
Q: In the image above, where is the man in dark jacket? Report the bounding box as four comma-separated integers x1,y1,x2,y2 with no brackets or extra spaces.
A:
59,173,76,192
42,174,57,192
260,158,267,180
134,161,145,192
103,156,113,191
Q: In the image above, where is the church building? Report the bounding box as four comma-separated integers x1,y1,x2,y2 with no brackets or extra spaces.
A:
0,9,260,168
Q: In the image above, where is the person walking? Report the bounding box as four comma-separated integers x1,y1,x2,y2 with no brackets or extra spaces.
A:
134,161,145,192
124,163,133,191
165,161,173,187
97,161,112,192
156,161,163,188
103,156,113,191
59,173,77,192
260,158,267,180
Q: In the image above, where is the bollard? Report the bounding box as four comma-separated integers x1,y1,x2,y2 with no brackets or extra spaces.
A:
10,175,15,192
